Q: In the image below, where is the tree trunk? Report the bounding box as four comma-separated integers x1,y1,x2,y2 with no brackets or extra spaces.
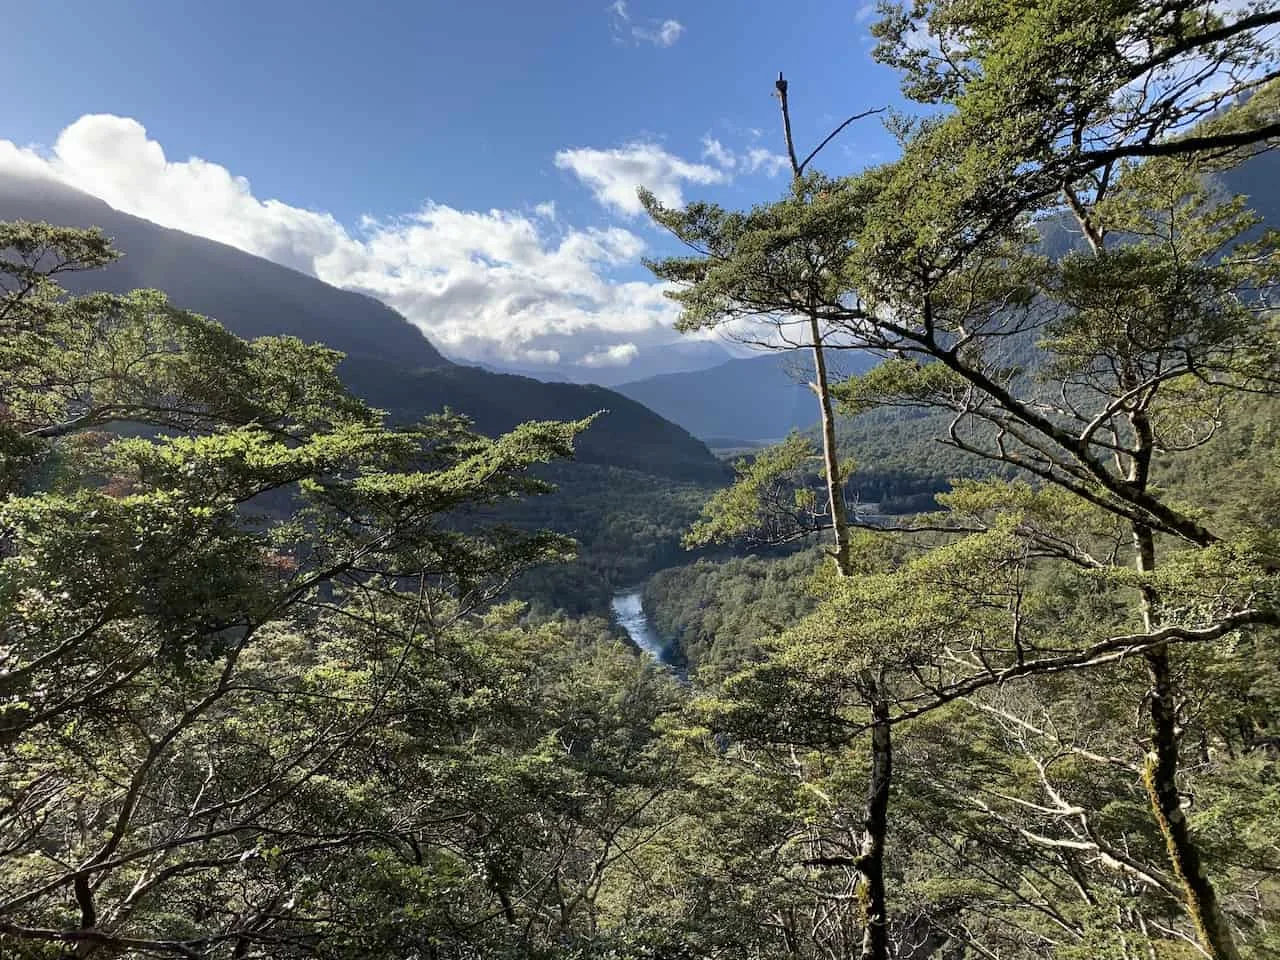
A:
1142,645,1239,959
777,74,854,578
777,75,889,956
810,313,853,577
1132,521,1239,960
858,689,892,960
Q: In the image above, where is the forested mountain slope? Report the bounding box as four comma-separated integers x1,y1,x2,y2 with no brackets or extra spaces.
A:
0,172,728,483
646,389,1280,675
616,349,878,441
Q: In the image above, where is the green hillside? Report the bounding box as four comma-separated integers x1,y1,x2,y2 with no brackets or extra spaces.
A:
0,172,729,485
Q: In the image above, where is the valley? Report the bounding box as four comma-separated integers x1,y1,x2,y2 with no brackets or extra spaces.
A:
2,8,1279,958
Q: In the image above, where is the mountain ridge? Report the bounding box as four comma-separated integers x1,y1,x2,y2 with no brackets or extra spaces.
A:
0,172,728,483
615,350,879,442
476,339,734,387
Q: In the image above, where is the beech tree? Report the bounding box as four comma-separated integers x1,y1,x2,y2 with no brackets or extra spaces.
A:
644,73,910,960
833,6,1279,955
1,221,685,958
646,2,1279,955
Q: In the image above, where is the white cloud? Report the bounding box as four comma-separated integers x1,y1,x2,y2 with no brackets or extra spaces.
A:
743,147,791,177
699,136,789,179
7,116,350,275
636,18,684,47
0,114,687,368
0,140,58,181
855,2,878,23
554,141,728,215
609,1,685,47
579,342,640,367
700,137,737,170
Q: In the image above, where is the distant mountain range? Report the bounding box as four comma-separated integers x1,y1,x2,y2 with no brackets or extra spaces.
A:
623,148,1280,445
8,147,1273,466
476,340,734,388
0,173,728,483
615,350,880,442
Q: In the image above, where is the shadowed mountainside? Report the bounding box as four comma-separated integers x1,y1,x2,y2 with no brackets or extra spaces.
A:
0,172,728,482
615,349,878,442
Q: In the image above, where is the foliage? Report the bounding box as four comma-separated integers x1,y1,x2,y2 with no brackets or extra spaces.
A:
639,2,1280,956
5,1,1280,956
0,222,694,958
499,463,716,617
643,548,824,679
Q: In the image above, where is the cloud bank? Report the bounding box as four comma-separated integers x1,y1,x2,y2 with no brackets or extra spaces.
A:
0,115,791,371
700,137,790,178
0,115,696,368
580,342,640,367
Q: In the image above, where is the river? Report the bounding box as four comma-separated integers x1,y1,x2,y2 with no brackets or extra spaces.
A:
610,590,679,668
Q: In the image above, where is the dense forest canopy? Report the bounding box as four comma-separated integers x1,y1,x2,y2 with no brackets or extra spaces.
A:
641,2,1280,958
2,2,1280,958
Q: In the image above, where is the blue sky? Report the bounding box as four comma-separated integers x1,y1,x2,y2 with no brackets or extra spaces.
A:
1,0,910,377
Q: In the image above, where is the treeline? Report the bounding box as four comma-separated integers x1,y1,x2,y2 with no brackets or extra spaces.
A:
835,408,1000,514
712,409,999,520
